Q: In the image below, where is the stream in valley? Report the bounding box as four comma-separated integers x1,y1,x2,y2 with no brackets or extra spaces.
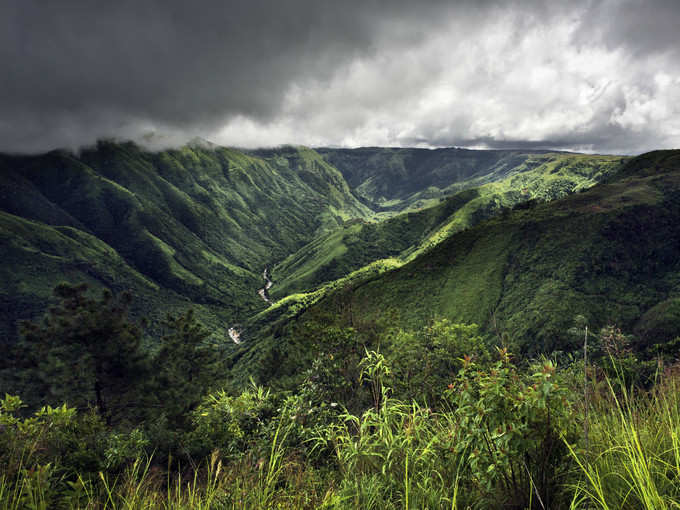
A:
228,267,273,344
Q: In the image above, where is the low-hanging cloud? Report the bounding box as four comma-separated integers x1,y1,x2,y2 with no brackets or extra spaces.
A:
1,0,679,154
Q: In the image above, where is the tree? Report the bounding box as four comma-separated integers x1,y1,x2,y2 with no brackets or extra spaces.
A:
18,283,149,425
154,309,218,429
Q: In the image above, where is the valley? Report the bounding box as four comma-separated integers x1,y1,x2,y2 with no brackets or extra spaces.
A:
3,141,680,510
5,2,680,507
0,142,626,350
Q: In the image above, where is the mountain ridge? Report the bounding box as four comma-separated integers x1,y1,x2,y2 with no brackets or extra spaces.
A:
0,142,372,341
0,141,630,350
227,149,680,385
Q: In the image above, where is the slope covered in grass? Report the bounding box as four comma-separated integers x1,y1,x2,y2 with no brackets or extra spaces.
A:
0,141,372,342
271,152,626,297
233,150,680,384
344,151,680,352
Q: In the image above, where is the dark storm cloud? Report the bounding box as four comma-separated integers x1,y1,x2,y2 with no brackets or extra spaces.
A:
1,0,679,154
0,0,462,152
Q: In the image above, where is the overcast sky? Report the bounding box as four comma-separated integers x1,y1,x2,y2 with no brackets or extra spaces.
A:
2,0,679,154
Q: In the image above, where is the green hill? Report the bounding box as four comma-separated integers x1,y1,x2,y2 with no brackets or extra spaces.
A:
0,141,371,341
0,141,641,359
233,150,680,384
271,152,626,296
317,147,623,213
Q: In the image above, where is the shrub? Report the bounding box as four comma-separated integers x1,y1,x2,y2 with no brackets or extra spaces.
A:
185,383,278,461
387,320,490,406
445,348,577,509
0,394,147,508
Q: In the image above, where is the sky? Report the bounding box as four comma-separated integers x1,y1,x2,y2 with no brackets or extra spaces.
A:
2,0,679,155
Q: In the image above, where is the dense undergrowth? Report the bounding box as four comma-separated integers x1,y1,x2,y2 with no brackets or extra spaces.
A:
2,285,679,509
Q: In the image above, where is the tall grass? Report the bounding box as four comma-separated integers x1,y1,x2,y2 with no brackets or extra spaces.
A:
0,421,323,510
568,364,680,509
311,393,468,509
5,363,680,509
0,463,53,510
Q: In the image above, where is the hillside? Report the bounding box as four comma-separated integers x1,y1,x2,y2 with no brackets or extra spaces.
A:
233,150,680,384
1,143,628,344
0,141,371,341
271,152,626,296
317,147,622,213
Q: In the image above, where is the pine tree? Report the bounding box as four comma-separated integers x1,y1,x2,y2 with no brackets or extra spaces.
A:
18,283,149,425
154,309,218,430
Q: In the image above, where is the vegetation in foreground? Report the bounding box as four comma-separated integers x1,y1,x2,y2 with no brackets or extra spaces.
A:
2,284,680,509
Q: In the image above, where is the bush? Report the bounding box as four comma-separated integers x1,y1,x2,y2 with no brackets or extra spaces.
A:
185,384,278,461
387,320,490,406
445,348,577,509
0,394,147,508
314,351,468,509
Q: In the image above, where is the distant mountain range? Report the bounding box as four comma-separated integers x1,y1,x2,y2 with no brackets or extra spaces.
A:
226,150,680,386
5,141,679,387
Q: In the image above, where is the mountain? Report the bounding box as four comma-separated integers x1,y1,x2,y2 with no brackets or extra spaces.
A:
271,152,626,296
0,141,629,352
0,141,371,341
316,148,622,213
232,150,680,384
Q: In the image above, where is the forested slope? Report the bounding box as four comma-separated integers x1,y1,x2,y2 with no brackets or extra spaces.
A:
233,150,680,384
1,142,626,343
0,141,371,340
271,152,626,296
325,151,680,352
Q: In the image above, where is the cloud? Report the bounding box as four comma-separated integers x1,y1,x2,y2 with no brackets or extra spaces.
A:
1,0,679,154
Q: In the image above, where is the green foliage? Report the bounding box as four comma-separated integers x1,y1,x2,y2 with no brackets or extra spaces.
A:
318,147,625,213
16,283,150,425
248,317,381,412
358,350,391,411
3,143,680,509
186,384,278,461
5,322,680,509
568,362,680,509
637,298,680,348
0,395,149,486
387,320,489,405
320,400,460,509
313,351,467,509
445,349,577,508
